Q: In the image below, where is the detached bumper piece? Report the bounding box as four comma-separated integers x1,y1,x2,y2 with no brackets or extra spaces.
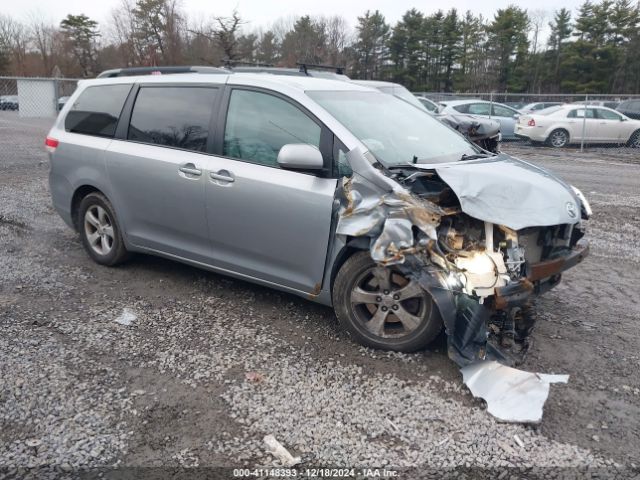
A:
495,239,589,309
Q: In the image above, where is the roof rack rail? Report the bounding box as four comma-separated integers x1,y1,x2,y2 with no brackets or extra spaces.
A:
96,66,229,78
296,62,346,75
223,60,275,68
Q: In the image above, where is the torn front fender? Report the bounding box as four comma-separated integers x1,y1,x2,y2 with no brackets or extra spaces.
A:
335,148,443,266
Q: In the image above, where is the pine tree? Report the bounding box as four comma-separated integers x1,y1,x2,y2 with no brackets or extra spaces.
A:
487,6,529,91
352,10,389,80
60,14,100,77
548,8,572,90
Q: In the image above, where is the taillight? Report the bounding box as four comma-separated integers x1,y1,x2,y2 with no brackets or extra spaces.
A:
45,137,59,153
528,118,536,126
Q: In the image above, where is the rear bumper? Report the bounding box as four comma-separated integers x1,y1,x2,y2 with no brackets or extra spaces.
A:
494,239,589,309
514,125,548,142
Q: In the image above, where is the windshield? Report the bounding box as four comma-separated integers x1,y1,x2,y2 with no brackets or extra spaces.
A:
379,85,429,112
309,90,478,166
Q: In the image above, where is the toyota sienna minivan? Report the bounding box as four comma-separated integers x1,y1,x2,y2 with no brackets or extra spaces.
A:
47,69,590,366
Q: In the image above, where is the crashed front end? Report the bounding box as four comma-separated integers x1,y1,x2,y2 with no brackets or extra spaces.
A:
436,113,501,154
337,149,589,368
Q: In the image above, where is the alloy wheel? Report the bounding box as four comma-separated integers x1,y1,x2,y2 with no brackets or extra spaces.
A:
550,130,568,148
350,266,429,338
84,205,114,255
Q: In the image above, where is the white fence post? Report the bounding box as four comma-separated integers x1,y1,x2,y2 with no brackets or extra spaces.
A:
580,94,588,152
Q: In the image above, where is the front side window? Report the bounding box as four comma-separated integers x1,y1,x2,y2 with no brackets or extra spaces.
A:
128,86,217,153
453,103,470,113
65,84,132,137
493,104,516,117
308,90,477,166
468,103,491,115
597,109,621,120
223,89,321,167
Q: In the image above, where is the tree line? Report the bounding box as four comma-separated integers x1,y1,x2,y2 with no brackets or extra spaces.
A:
0,0,638,94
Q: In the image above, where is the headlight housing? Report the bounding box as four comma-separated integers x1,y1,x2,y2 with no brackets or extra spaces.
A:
571,185,592,220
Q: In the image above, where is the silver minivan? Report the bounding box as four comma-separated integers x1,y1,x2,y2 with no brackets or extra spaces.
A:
47,71,590,366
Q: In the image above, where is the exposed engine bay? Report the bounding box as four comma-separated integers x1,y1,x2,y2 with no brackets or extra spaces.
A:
336,147,590,369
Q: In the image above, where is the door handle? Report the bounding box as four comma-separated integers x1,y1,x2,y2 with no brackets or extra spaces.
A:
179,164,202,176
210,171,235,183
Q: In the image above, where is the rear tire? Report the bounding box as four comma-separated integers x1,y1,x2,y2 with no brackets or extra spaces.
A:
332,251,442,352
78,192,130,266
546,129,569,148
627,130,640,148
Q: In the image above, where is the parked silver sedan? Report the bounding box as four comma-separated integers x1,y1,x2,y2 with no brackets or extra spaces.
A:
439,99,521,139
47,70,590,366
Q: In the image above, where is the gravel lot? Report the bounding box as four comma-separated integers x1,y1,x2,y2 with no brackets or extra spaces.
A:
1,111,639,477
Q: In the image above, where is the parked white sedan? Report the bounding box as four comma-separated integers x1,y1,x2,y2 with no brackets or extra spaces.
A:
515,104,640,148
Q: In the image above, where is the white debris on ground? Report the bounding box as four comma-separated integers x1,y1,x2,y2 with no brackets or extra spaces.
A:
263,435,301,467
460,360,570,423
114,308,137,326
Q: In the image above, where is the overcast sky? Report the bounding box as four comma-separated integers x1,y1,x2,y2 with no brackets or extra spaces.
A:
6,0,587,32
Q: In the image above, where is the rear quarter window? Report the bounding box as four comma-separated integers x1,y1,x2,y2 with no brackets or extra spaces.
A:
65,84,132,137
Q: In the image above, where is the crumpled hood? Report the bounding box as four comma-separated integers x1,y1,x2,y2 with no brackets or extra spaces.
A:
430,155,581,230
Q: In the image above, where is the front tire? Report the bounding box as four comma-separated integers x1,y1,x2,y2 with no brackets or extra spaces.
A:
78,192,130,266
332,252,442,352
627,130,640,148
547,129,569,148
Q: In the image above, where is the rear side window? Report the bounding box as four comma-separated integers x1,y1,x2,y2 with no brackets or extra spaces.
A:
568,109,595,118
128,86,217,153
65,84,131,137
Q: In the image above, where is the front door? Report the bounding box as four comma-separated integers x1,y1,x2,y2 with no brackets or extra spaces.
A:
566,108,598,142
594,108,624,142
204,88,337,293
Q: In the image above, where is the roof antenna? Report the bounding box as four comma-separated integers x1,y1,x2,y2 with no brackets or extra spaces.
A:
412,155,418,164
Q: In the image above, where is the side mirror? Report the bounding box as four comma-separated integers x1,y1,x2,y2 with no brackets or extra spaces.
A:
277,144,324,171
621,117,627,121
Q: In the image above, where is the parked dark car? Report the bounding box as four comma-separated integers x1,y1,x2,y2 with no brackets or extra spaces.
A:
57,96,70,111
0,95,19,111
617,99,640,120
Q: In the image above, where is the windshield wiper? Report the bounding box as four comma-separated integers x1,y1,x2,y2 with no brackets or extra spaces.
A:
385,162,416,170
460,153,495,161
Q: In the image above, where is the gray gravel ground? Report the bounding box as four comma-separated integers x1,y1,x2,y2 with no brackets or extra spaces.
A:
1,111,639,477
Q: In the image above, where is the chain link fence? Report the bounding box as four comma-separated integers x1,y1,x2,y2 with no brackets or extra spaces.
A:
414,91,640,155
0,77,79,117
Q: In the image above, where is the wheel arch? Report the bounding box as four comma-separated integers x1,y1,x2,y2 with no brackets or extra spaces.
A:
328,237,369,297
70,185,104,231
547,127,570,146
628,128,640,145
